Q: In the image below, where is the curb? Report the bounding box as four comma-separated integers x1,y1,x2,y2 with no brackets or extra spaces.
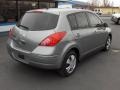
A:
0,22,16,26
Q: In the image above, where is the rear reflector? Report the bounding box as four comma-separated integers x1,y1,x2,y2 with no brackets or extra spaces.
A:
39,32,66,46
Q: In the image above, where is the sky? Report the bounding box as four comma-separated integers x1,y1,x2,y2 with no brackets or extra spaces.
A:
73,0,120,6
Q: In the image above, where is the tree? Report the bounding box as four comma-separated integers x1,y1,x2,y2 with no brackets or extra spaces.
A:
0,0,9,22
102,0,111,7
89,0,112,7
109,1,114,7
88,0,100,10
89,0,100,7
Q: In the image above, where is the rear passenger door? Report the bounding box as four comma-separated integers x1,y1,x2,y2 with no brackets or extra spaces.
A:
68,12,97,54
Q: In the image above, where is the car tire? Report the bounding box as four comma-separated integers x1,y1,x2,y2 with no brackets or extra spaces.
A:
116,18,120,24
118,19,120,24
58,50,78,77
103,36,112,51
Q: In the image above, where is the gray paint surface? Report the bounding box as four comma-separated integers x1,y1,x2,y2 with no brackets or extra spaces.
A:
0,17,120,90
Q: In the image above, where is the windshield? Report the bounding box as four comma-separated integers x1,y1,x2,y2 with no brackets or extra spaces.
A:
17,12,59,31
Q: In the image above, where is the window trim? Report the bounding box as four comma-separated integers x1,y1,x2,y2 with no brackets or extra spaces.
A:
86,12,104,28
75,12,89,29
17,12,59,31
67,11,90,30
67,14,78,30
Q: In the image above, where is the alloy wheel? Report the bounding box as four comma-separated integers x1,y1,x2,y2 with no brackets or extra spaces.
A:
106,37,111,50
66,55,77,74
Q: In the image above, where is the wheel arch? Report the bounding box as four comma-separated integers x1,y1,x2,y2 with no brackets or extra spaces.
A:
109,33,112,40
61,46,80,63
69,47,80,61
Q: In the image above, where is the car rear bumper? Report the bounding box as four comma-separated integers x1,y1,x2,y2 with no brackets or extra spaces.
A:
7,41,62,69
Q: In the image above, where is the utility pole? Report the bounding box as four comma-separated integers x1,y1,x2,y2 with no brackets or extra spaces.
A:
55,1,58,8
37,0,40,8
16,0,18,21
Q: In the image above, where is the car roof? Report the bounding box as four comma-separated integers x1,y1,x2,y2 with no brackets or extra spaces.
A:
27,8,93,15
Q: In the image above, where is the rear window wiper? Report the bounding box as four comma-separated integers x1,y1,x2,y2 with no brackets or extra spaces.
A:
17,24,29,30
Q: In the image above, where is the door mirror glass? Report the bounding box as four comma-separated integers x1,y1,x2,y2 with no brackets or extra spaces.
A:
103,23,108,27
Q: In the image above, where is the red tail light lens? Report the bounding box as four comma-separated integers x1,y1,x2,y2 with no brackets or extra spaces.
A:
8,28,14,38
39,32,66,46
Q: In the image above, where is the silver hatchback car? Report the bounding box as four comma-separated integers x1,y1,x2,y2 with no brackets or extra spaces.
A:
7,8,112,76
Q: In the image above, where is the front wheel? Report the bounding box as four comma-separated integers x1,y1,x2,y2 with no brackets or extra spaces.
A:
118,19,120,24
104,36,112,51
58,51,78,77
116,19,120,24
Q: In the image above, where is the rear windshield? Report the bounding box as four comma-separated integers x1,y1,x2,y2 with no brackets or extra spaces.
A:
17,12,59,31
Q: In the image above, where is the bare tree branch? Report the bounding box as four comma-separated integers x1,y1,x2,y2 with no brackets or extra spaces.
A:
102,0,111,7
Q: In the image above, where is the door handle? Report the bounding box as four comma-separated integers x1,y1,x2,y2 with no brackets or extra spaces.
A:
97,26,103,30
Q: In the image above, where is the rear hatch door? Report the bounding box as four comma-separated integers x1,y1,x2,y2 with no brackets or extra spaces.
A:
12,11,59,52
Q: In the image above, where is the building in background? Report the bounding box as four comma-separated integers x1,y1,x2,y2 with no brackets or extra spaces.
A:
58,3,72,8
94,7,120,15
0,0,58,23
58,1,89,9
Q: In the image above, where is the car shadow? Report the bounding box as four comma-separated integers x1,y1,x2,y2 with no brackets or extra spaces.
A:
9,49,110,79
7,47,113,81
11,60,61,78
110,22,120,25
77,50,109,68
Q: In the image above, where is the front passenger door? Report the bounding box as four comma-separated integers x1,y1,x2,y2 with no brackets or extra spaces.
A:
86,12,108,48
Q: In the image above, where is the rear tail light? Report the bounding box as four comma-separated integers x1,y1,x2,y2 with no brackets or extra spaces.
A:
39,32,66,46
8,28,14,38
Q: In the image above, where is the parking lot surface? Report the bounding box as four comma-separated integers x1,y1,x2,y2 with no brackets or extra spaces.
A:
0,17,120,90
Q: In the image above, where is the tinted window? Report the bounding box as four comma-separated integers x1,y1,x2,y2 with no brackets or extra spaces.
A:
87,13,102,27
17,12,59,31
68,14,78,30
75,12,88,28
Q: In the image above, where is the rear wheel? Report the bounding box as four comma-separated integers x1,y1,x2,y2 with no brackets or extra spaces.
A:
58,51,78,77
104,36,112,51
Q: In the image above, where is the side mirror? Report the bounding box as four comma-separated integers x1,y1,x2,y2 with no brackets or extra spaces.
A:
103,23,108,27
96,24,101,27
96,23,108,28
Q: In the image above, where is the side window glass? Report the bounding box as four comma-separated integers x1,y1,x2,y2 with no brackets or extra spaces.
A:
87,13,102,27
75,12,88,28
67,14,78,30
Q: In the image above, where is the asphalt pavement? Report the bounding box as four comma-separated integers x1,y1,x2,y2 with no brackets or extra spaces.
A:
0,17,120,90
